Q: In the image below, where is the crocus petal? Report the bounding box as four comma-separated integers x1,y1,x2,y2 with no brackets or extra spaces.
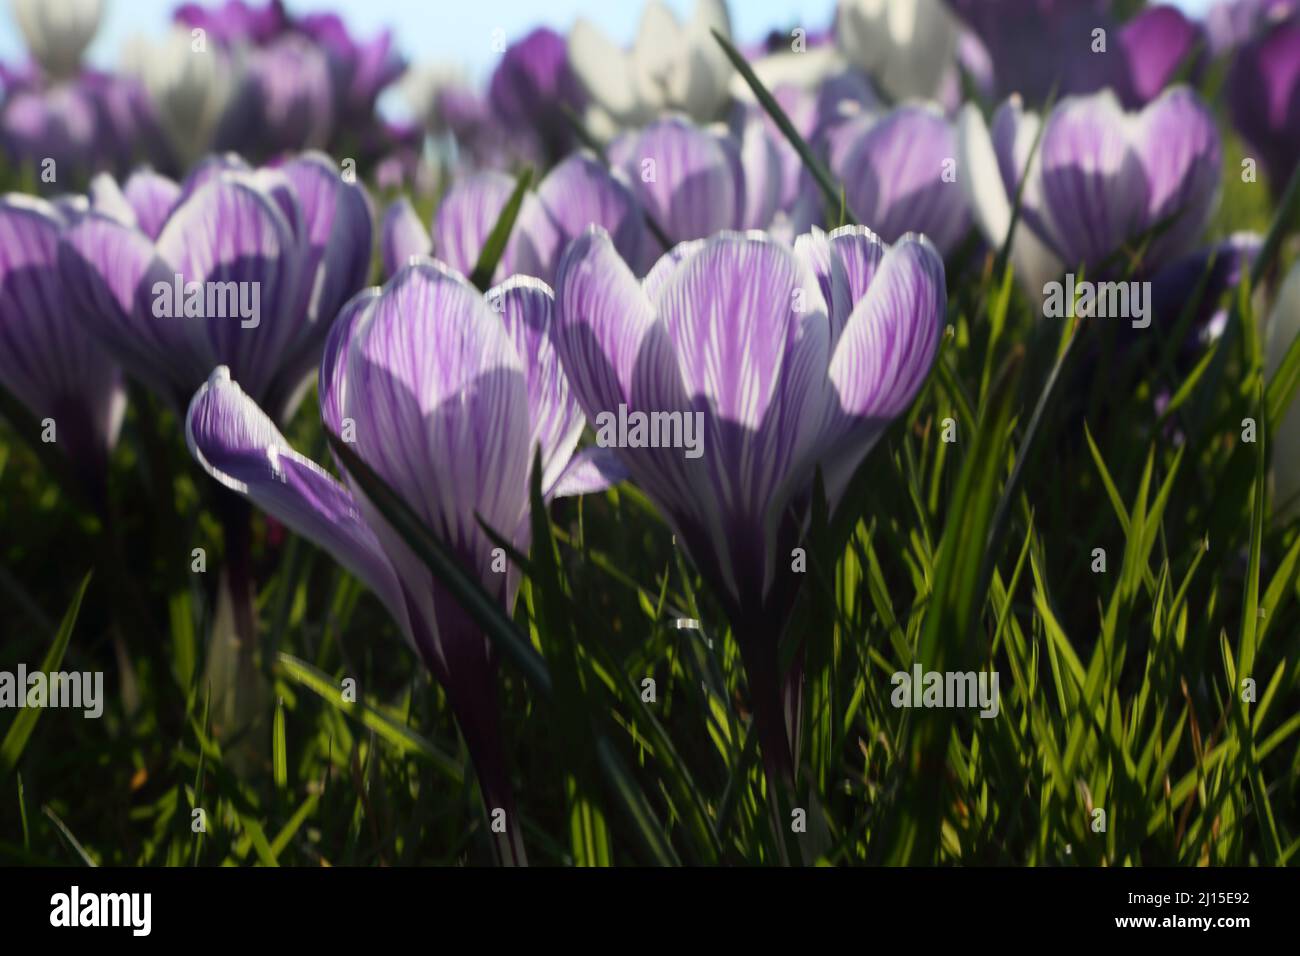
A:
0,194,124,461
271,153,374,412
834,104,969,254
620,116,743,246
514,152,644,283
956,100,1063,292
1132,87,1222,265
548,444,630,499
1227,18,1300,192
1119,5,1203,108
381,196,432,277
186,365,412,641
88,172,137,227
432,171,523,280
568,18,644,125
491,276,585,493
59,210,199,401
123,169,181,240
154,176,305,408
343,261,532,583
11,0,103,80
734,106,783,230
1038,91,1148,269
319,287,380,438
823,234,945,500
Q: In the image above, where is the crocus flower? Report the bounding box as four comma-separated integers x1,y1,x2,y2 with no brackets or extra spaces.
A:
1266,260,1300,521
9,0,103,81
382,152,644,285
946,0,1116,105
488,27,586,167
821,103,970,255
0,194,124,508
1117,5,1205,108
121,27,245,171
1227,15,1300,197
608,114,779,259
240,34,335,156
835,0,960,102
185,260,615,864
296,12,405,122
58,151,373,420
567,0,733,131
551,224,945,788
958,87,1221,292
173,0,288,47
0,81,99,177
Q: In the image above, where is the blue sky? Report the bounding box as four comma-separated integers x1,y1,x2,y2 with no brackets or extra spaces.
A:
0,0,1221,79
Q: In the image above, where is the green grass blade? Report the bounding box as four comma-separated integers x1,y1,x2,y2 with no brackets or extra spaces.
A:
0,571,92,775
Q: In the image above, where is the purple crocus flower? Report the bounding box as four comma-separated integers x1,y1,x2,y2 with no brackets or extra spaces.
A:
237,35,336,156
1227,15,1300,197
297,12,405,121
58,151,373,420
606,115,781,266
945,0,1115,103
488,27,586,166
821,103,971,255
173,0,289,46
1117,6,1206,108
0,81,98,177
551,224,946,788
958,87,1221,290
0,194,124,508
185,260,615,864
947,1,1201,107
381,152,645,285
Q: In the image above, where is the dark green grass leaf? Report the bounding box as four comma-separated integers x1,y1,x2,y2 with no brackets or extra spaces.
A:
469,167,534,292
0,571,91,775
712,28,856,225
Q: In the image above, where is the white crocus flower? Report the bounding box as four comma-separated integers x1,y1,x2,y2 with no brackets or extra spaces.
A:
10,0,104,80
398,62,471,133
568,0,733,130
122,28,243,167
1266,262,1300,522
955,99,1064,296
835,0,958,102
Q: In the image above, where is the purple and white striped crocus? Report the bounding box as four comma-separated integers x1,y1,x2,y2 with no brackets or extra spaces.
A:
820,103,971,256
185,259,613,864
958,86,1221,292
381,151,645,284
58,151,373,420
607,114,783,264
551,223,945,788
1227,14,1300,197
0,193,124,509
